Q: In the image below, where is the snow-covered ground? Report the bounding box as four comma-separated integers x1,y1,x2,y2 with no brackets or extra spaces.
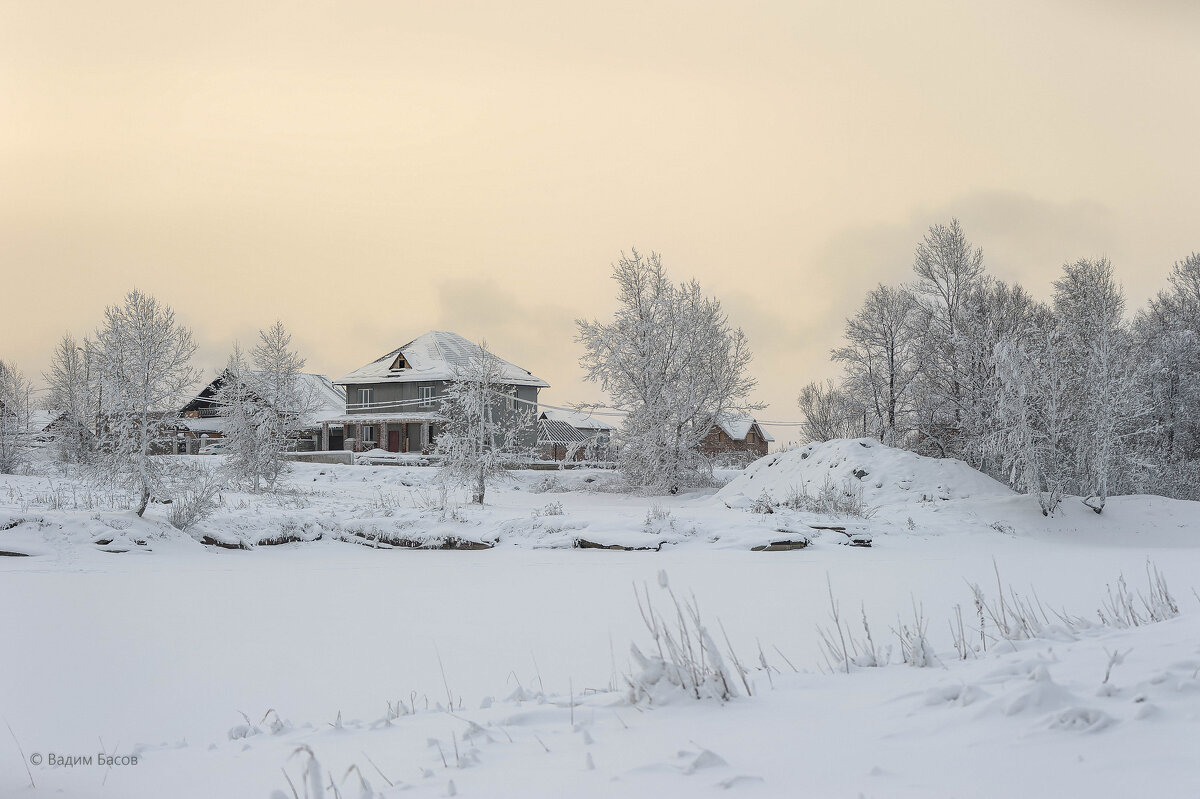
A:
2,442,1198,798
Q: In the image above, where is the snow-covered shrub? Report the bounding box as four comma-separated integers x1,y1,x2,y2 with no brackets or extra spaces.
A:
641,504,675,533
167,465,222,531
781,476,869,517
529,474,564,494
749,490,774,514
625,572,748,704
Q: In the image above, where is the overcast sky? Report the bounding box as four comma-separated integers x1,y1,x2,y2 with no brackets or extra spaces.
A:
3,1,1198,441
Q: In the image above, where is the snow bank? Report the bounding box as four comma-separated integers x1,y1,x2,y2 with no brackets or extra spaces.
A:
715,438,1013,508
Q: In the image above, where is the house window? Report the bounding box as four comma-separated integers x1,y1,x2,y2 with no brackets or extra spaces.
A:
361,425,376,442
505,388,516,411
419,386,434,408
358,388,374,407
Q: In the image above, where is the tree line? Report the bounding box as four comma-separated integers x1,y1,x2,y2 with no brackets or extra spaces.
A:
6,233,1196,514
799,219,1200,513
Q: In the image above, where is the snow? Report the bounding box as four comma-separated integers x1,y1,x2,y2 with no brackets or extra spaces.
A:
713,413,772,443
539,409,614,431
335,331,550,388
716,437,1014,507
2,441,1199,798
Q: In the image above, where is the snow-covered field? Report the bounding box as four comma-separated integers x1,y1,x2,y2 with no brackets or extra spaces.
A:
2,442,1199,798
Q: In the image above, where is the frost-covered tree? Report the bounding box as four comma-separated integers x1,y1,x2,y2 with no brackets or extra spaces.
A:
92,290,200,516
910,219,987,456
1132,253,1200,497
43,333,97,464
435,341,533,504
822,229,1200,507
796,379,865,443
992,312,1074,515
951,279,1040,475
1052,258,1146,511
0,359,33,474
214,345,270,492
216,322,314,492
576,249,761,493
832,283,921,446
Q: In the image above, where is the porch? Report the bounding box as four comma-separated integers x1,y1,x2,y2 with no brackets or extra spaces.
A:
321,412,444,453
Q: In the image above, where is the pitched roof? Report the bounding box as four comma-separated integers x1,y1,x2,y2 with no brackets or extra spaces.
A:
540,409,615,431
538,417,589,444
715,413,774,443
335,331,550,388
293,373,349,424
182,372,346,427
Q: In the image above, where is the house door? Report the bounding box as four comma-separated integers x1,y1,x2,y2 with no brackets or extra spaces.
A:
387,430,400,452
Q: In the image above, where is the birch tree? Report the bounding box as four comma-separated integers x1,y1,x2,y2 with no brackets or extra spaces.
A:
43,333,97,464
576,249,761,492
435,341,532,504
910,219,987,456
216,322,313,492
214,345,270,491
92,290,200,516
0,360,33,474
1052,258,1145,511
992,314,1074,515
797,379,865,442
1132,252,1200,496
831,283,920,445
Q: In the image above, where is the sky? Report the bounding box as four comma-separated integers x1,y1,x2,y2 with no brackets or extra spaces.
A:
2,0,1198,443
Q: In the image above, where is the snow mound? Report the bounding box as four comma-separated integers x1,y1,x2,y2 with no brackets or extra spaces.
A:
715,438,1013,509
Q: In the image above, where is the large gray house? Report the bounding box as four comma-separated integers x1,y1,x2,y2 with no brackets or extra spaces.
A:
325,331,549,453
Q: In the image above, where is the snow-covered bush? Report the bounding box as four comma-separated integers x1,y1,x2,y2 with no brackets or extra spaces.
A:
781,476,869,517
167,465,223,531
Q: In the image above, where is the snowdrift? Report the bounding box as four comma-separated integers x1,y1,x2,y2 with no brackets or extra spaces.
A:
715,438,1014,508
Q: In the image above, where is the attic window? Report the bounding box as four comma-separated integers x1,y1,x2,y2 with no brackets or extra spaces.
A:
390,354,410,371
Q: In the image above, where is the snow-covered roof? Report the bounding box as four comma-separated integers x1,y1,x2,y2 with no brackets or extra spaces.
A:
715,413,774,443
294,373,348,424
182,372,346,429
178,416,229,433
30,410,64,432
334,331,550,389
540,409,615,431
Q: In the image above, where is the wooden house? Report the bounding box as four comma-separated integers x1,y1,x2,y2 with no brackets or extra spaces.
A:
177,372,346,453
700,413,773,464
328,331,548,453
